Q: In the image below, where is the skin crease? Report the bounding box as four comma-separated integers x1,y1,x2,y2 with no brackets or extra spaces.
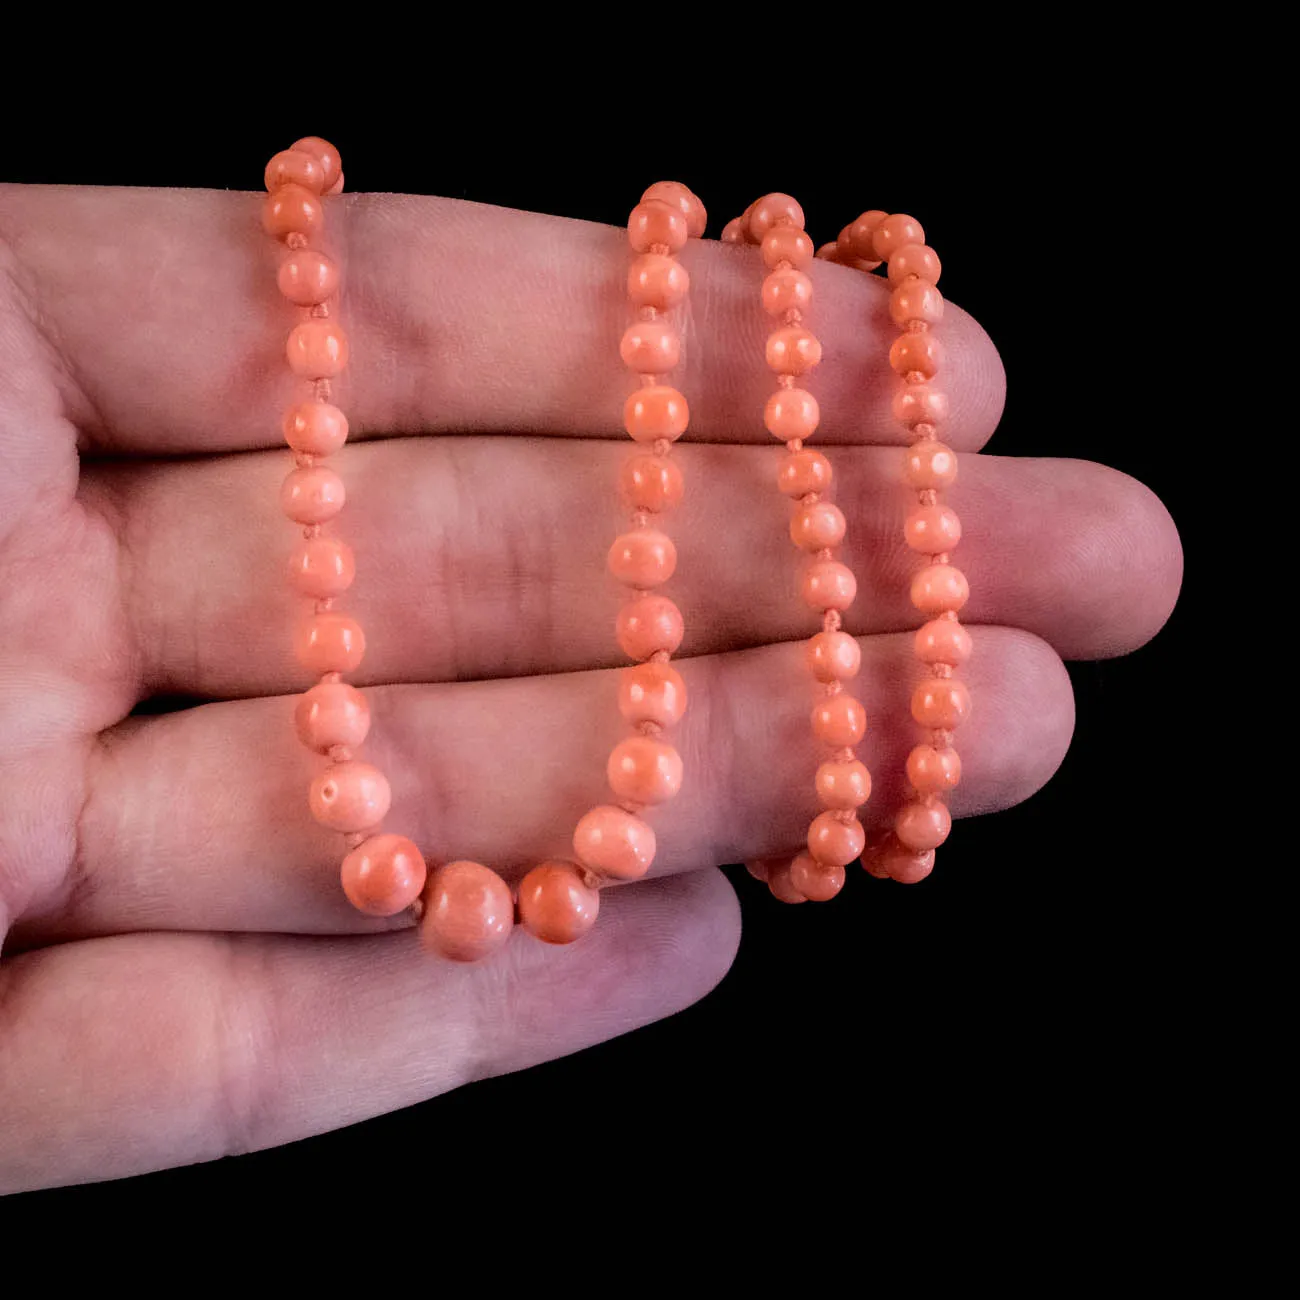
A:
0,186,1183,1192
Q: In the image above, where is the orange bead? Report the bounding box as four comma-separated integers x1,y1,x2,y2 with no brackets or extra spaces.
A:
789,852,845,902
764,388,820,440
295,612,365,674
806,630,861,682
262,184,323,240
309,760,391,832
720,217,746,244
608,529,677,588
283,401,348,456
895,801,951,851
420,861,514,962
811,695,866,747
843,210,887,259
893,386,950,431
288,536,355,598
910,564,969,615
624,386,689,442
573,805,656,880
280,465,346,524
791,502,846,552
747,193,805,240
766,326,822,375
618,661,687,728
904,504,962,553
287,320,349,379
777,449,833,496
815,759,872,810
341,833,427,917
761,226,814,270
628,200,688,254
294,680,370,753
607,736,683,805
889,331,942,379
906,745,962,793
903,440,958,489
277,249,339,305
616,594,683,660
291,137,342,192
640,181,707,239
808,812,865,868
761,268,814,317
766,858,807,904
627,253,690,309
888,244,942,286
890,281,944,327
915,618,974,665
518,861,600,945
872,214,926,261
265,149,327,194
621,319,680,373
802,559,857,611
881,841,935,884
912,678,972,729
620,455,684,512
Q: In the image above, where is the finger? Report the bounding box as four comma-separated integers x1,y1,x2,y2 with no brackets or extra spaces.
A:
87,437,1182,698
16,627,1071,945
0,869,739,1191
0,185,1004,454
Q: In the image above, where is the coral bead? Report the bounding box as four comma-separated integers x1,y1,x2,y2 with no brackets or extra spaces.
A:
912,678,972,729
904,504,962,554
811,695,866,747
816,759,872,810
616,595,683,660
341,833,427,917
291,137,342,192
791,502,847,552
721,218,745,244
621,320,680,373
618,662,688,728
294,613,366,674
608,530,677,588
294,681,370,753
808,812,866,868
766,326,822,375
844,210,888,259
277,249,339,305
288,536,355,598
889,331,942,379
767,859,807,903
518,861,600,945
802,559,857,611
573,805,656,880
628,200,688,254
903,440,958,489
640,181,707,239
309,760,391,832
911,564,970,615
607,736,683,805
262,184,323,240
421,861,514,962
806,631,861,682
888,243,942,286
790,852,845,902
627,253,690,309
882,842,936,884
906,745,963,793
283,402,348,456
915,618,974,665
761,226,814,271
895,801,951,851
762,269,814,317
748,193,805,240
620,455,684,512
893,386,950,431
777,449,833,496
287,320,349,379
280,465,346,524
872,214,926,261
265,149,326,194
764,388,819,441
890,281,944,327
624,386,689,441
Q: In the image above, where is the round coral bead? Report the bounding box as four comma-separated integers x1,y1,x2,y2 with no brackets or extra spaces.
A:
294,613,366,674
882,841,936,884
912,678,972,729
791,502,847,552
811,695,866,747
904,504,962,554
616,595,683,660
844,210,888,259
627,253,690,309
915,618,974,665
893,386,950,431
790,852,845,902
640,181,707,239
618,661,688,728
624,386,689,442
761,226,814,271
777,449,833,497
895,801,951,852
420,861,514,962
808,812,865,868
903,440,958,489
766,858,807,904
262,184,323,240
341,833,427,917
764,388,819,441
872,214,926,261
277,249,339,305
816,759,872,810
288,536,355,598
747,193,805,240
573,805,656,880
628,200,688,254
291,137,342,192
806,631,861,682
889,331,942,380
309,760,391,832
888,243,942,286
265,149,327,194
287,321,349,379
283,402,348,456
518,861,600,945
294,681,370,753
608,529,677,589
720,218,745,244
766,326,822,375
280,465,346,524
620,455,684,512
607,736,683,805
802,559,857,611
620,320,680,373
910,564,970,615
890,281,944,327
906,745,962,793
761,269,813,317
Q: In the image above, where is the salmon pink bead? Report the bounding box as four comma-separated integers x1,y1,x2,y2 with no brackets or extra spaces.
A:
624,386,689,442
618,661,688,729
607,736,683,805
262,184,323,240
915,618,974,665
906,744,962,793
288,536,355,598
620,318,681,373
748,193,805,240
721,218,745,244
903,440,958,489
791,502,847,552
893,387,950,431
628,200,688,254
283,401,348,455
761,269,814,317
640,181,707,239
265,149,327,194
911,564,970,615
761,226,814,271
872,214,926,261
844,210,888,259
889,331,942,379
295,612,366,674
608,529,677,588
904,504,963,553
420,861,514,962
291,137,342,192
808,812,866,868
518,861,600,945
802,559,857,611
895,801,951,852
888,243,943,286
277,249,339,305
573,805,656,880
777,449,833,496
806,630,861,682
616,594,683,660
287,320,349,378
764,388,819,441
912,678,972,729
811,695,866,747
294,680,370,753
309,759,391,832
790,852,845,902
620,455,684,512
766,326,822,375
767,858,807,903
816,759,872,809
280,465,346,524
890,281,944,327
627,253,690,309
341,833,427,917
882,842,935,884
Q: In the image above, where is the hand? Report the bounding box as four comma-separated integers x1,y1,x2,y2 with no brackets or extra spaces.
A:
0,185,1181,1191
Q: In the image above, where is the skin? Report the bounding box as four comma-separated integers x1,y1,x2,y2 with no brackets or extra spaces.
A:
0,186,1182,1192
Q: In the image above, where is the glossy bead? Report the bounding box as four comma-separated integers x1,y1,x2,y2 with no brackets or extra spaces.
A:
906,745,962,793
791,502,846,552
744,859,773,882
747,193,805,240
616,594,683,660
628,200,688,254
764,388,819,441
811,695,866,747
914,618,974,665
844,210,888,259
607,736,683,805
341,833,427,917
420,861,514,962
291,137,342,192
262,184,323,240
790,852,845,902
903,440,958,489
912,679,972,729
889,331,942,380
280,465,346,524
277,249,339,305
287,320,349,379
802,559,857,611
761,226,814,271
872,214,925,261
294,681,370,753
767,858,807,904
904,504,962,553
640,181,707,239
766,326,822,375
288,536,355,598
265,149,327,194
720,217,745,244
283,401,348,456
882,842,935,884
808,812,865,868
893,386,950,431
608,530,677,588
573,805,656,880
624,386,689,442
294,612,365,674
517,861,600,945
621,320,679,374
890,281,944,327
889,244,942,286
895,801,951,852
806,630,861,682
761,268,813,316
618,661,687,728
815,759,872,810
777,449,832,497
620,455,684,512
910,564,970,615
627,253,690,309
309,760,391,832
